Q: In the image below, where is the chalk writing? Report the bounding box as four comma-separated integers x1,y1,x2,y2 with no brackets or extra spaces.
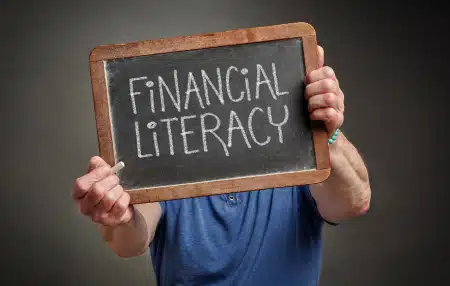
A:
128,62,290,159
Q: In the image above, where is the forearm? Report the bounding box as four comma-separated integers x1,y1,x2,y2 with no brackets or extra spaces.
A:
311,132,371,222
99,206,150,258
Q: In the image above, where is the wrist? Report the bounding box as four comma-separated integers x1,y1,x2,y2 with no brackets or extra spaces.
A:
328,129,345,151
328,128,340,145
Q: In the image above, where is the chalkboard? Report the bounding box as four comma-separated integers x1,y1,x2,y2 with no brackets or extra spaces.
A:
89,22,330,204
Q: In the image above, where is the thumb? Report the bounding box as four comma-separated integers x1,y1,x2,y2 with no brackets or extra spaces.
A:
86,156,109,173
317,45,324,68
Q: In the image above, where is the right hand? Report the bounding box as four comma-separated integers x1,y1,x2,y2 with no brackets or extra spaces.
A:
73,156,133,227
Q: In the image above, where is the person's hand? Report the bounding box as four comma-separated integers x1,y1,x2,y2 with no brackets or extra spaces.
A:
73,156,133,227
305,45,345,136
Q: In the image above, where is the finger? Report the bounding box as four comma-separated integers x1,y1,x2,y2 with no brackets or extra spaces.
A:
79,174,119,215
310,107,344,134
109,192,130,219
86,156,109,173
317,45,324,68
305,78,339,100
94,184,124,213
93,205,133,227
73,166,111,200
118,207,133,225
308,93,341,112
306,66,338,84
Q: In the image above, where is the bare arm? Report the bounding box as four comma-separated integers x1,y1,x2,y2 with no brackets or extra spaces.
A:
73,156,162,258
305,46,371,223
99,203,162,257
310,132,370,223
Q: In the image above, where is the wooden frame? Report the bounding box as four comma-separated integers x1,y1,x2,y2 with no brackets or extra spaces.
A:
89,22,330,204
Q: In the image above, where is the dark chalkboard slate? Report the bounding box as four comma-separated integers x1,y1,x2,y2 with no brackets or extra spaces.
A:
89,22,330,204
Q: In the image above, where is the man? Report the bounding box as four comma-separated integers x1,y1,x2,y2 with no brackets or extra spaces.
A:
73,46,371,285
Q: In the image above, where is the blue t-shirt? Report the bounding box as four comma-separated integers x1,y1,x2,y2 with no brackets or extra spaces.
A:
150,186,324,286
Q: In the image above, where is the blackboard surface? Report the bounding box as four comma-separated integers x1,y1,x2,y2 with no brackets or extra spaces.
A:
105,38,315,189
90,23,330,203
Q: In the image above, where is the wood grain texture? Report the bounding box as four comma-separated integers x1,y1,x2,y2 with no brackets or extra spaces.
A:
303,35,331,170
129,169,331,204
89,22,331,204
89,22,316,62
89,61,115,167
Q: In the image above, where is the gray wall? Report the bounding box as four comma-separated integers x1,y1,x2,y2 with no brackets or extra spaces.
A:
2,0,448,285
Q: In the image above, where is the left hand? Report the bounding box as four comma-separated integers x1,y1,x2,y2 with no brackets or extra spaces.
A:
305,46,345,136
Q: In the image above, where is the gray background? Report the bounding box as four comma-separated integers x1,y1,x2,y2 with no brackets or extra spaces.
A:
1,0,448,285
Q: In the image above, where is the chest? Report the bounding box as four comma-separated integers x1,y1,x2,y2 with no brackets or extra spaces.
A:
151,186,323,285
162,187,316,251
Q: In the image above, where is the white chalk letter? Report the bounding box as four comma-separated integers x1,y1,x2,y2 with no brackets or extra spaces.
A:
153,132,160,157
147,121,159,156
226,66,244,102
202,68,224,106
272,63,289,97
185,72,205,110
200,112,229,156
227,110,252,149
268,105,289,143
129,77,147,115
146,81,156,113
134,121,152,158
180,115,199,155
248,107,271,146
256,64,277,100
158,70,181,112
160,117,179,155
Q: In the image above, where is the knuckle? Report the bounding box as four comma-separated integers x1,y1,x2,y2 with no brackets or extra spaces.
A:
90,183,105,199
74,178,87,192
324,93,335,106
102,195,115,210
100,212,110,221
322,79,335,91
110,187,122,200
323,66,335,78
116,200,127,212
326,108,336,120
116,195,130,213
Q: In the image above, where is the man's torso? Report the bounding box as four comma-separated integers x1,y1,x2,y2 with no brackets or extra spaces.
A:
151,186,324,286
